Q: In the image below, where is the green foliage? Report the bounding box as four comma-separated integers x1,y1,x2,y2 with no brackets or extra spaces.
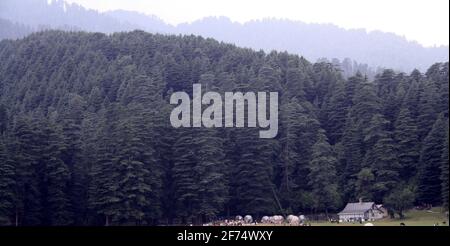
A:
383,187,415,219
0,31,448,224
394,106,420,181
41,121,72,225
417,116,448,205
363,114,400,202
307,132,341,213
10,117,43,225
0,138,15,225
231,127,278,216
355,168,375,201
441,127,449,210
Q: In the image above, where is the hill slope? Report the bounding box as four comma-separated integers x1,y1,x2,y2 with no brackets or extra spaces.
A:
0,31,448,225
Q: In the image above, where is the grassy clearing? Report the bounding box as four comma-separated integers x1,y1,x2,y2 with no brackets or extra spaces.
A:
308,207,449,226
254,207,448,226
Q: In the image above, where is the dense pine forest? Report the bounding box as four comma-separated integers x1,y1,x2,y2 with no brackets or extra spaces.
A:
0,31,448,226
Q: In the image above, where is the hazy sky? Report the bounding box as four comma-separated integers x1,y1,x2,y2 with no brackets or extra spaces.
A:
64,0,449,47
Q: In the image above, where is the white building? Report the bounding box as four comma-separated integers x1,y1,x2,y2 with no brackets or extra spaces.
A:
338,201,386,222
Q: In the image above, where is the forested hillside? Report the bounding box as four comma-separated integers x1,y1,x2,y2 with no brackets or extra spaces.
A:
0,31,448,226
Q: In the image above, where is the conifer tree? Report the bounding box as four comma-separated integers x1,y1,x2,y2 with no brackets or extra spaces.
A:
321,80,348,144
307,131,340,215
441,126,449,210
192,127,228,222
278,97,304,211
0,104,7,135
232,127,277,216
340,116,364,201
417,116,447,205
0,138,15,225
114,116,153,225
172,129,198,223
88,106,120,226
11,117,42,225
363,114,400,202
417,80,439,140
42,121,72,225
394,106,420,181
60,94,86,224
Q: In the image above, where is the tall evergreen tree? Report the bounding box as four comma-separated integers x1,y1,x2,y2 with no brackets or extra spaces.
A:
60,94,86,224
417,116,447,205
171,129,198,223
355,168,375,201
192,127,228,222
232,127,277,216
88,106,120,226
307,131,340,215
321,80,349,144
10,117,42,225
363,114,400,202
41,122,72,225
114,116,153,225
376,70,399,123
0,104,8,135
417,80,439,141
0,138,15,225
278,97,304,211
340,117,364,201
394,106,420,181
440,123,449,210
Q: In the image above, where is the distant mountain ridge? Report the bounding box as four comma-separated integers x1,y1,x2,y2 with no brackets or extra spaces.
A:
174,17,449,72
1,0,448,72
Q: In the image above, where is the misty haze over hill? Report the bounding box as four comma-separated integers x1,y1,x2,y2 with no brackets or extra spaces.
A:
0,0,448,72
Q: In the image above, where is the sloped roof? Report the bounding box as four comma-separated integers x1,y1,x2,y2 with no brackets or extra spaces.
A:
338,202,375,215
